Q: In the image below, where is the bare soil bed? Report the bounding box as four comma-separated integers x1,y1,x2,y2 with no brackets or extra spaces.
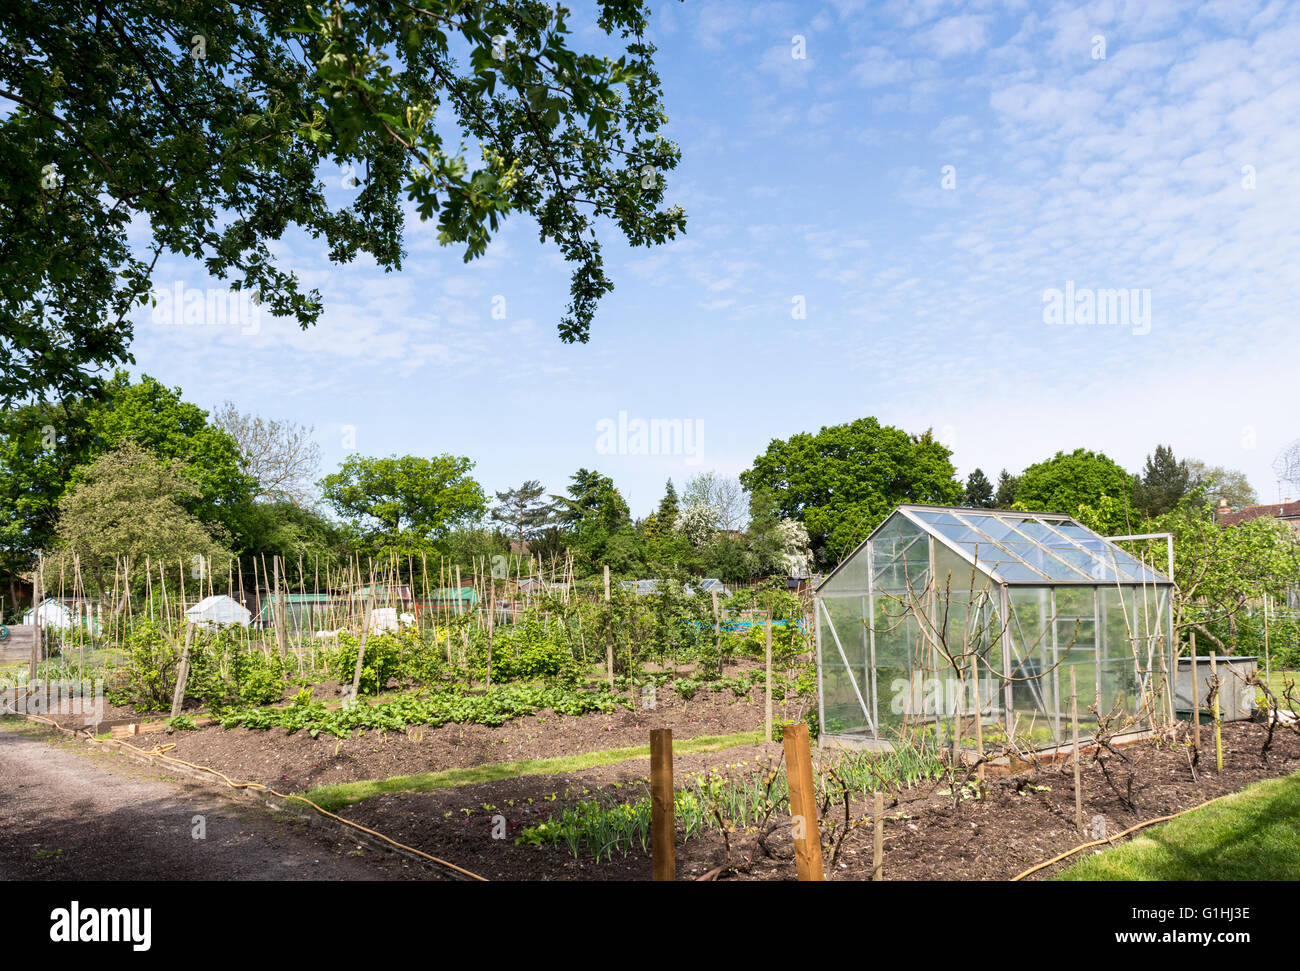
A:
329,720,1300,881
115,677,803,793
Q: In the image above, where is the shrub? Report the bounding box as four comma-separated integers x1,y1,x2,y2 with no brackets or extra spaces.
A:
106,621,177,711
106,622,287,712
478,614,580,684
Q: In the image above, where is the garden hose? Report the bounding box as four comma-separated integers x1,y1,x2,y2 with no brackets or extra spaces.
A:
19,712,488,882
0,624,8,640
1010,789,1240,881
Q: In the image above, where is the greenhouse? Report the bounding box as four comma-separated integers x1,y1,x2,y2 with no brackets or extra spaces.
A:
815,505,1175,752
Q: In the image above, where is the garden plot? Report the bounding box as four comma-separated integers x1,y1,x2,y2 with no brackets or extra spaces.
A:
326,720,1300,881
121,664,800,792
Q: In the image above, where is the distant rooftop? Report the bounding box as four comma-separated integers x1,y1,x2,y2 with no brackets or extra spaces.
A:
1218,500,1300,527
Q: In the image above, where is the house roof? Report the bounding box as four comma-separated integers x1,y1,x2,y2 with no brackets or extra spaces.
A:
1218,500,1300,526
819,504,1173,591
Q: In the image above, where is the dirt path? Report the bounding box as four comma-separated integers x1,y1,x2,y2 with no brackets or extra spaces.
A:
0,723,438,880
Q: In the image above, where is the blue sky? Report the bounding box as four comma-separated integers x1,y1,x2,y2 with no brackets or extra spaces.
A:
126,0,1300,518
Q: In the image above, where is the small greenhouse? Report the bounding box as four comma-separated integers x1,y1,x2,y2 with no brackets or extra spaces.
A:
815,505,1175,752
185,594,252,629
22,598,101,635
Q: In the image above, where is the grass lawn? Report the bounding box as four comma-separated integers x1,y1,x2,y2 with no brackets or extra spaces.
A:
1261,668,1297,702
1058,771,1300,880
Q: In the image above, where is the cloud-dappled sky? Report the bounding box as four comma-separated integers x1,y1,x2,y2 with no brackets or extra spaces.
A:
128,0,1300,516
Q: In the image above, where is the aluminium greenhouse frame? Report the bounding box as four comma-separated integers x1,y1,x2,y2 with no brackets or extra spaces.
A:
814,505,1176,752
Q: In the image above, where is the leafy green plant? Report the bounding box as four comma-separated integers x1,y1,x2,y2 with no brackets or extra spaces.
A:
105,620,177,711
328,632,403,696
219,682,630,738
475,612,581,684
672,677,701,700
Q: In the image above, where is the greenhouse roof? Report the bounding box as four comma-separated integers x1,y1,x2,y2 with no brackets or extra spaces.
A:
825,504,1173,588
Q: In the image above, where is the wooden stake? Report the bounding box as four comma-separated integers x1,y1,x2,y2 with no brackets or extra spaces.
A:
455,564,467,665
781,721,825,881
486,573,495,687
1070,667,1083,836
603,564,613,689
351,570,377,703
1264,596,1272,685
30,556,43,681
170,621,195,720
711,590,720,661
1209,650,1223,773
1190,632,1202,751
765,611,773,742
872,790,884,881
158,558,171,639
650,728,675,881
273,556,288,657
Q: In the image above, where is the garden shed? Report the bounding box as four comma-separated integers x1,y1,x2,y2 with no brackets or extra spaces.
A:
815,505,1175,752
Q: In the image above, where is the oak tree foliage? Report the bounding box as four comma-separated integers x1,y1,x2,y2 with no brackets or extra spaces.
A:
0,0,686,403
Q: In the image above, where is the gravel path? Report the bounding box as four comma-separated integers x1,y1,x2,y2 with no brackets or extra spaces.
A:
0,723,431,880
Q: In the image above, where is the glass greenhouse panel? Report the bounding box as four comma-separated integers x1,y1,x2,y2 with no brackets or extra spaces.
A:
873,590,920,737
1098,587,1142,723
1006,588,1059,745
869,513,929,594
819,594,872,736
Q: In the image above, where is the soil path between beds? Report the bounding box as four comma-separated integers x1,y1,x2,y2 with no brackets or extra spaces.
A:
0,722,436,881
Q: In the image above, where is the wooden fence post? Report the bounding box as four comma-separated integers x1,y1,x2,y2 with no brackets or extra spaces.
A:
782,721,825,881
651,728,675,881
872,790,884,881
1070,667,1083,836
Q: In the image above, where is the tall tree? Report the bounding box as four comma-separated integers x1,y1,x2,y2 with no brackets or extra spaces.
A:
964,468,994,508
52,441,228,600
1,372,253,572
84,371,255,529
1134,444,1189,518
1186,460,1259,511
1013,448,1135,533
1158,505,1300,654
553,468,634,572
0,1,685,405
740,418,963,566
683,471,746,531
656,478,680,531
553,468,630,532
211,402,322,506
489,480,555,546
0,397,94,584
994,468,1020,508
319,454,486,553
